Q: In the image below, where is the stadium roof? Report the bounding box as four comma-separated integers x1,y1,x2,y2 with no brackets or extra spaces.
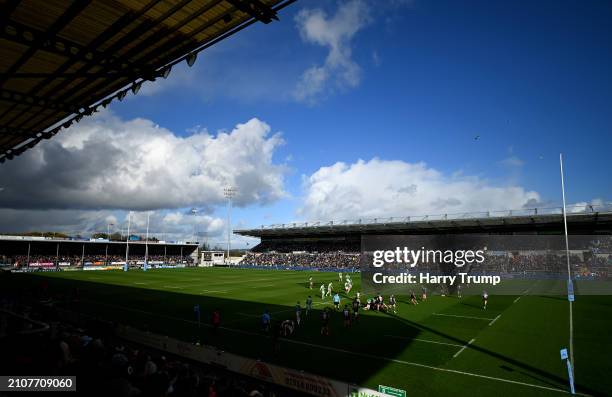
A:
0,0,294,162
235,203,612,238
0,235,197,246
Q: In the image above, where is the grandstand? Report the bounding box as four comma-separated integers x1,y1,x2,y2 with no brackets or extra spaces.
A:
0,235,198,270
236,203,612,271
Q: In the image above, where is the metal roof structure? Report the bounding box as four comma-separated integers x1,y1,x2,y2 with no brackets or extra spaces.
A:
0,235,198,246
235,203,612,238
0,0,294,162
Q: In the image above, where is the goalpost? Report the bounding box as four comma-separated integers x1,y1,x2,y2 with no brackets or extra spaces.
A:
559,153,576,395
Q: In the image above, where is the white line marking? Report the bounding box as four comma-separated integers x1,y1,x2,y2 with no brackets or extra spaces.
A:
201,290,227,294
237,312,259,318
488,314,501,326
163,285,183,289
433,313,495,321
81,302,588,396
280,338,586,396
513,296,521,304
385,335,463,347
453,338,476,358
133,282,149,285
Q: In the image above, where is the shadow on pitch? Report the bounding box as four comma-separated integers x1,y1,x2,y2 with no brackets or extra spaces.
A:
1,271,424,388
1,271,601,396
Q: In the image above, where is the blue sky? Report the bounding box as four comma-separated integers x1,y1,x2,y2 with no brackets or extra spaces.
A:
118,1,611,229
2,0,611,246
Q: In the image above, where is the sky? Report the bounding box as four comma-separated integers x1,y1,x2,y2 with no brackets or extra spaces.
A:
1,0,611,248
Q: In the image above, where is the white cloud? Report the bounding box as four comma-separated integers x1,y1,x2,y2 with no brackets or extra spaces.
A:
0,111,286,211
293,0,371,103
567,199,607,213
299,158,541,221
0,207,226,242
499,156,524,168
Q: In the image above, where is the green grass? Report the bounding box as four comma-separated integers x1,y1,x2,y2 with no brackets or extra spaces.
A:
4,268,611,396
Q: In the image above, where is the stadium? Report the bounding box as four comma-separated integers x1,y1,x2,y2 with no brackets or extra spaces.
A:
2,204,612,396
1,1,612,397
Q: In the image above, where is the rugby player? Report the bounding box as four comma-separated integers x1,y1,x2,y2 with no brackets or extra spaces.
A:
280,319,295,337
261,309,271,333
343,305,351,327
482,290,489,310
410,291,419,305
389,294,397,314
320,308,330,336
295,301,302,326
333,292,341,310
352,297,360,323
306,295,313,316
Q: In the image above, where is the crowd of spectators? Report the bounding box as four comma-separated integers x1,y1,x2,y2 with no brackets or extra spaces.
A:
242,252,359,270
1,254,194,268
0,277,303,397
241,248,610,277
463,252,609,278
251,240,360,253
588,238,612,253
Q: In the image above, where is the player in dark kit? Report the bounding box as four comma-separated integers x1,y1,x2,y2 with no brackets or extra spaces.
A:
295,301,302,326
261,309,271,333
306,296,313,316
343,305,351,327
410,291,419,305
320,308,330,336
280,319,295,336
352,297,360,323
211,309,221,333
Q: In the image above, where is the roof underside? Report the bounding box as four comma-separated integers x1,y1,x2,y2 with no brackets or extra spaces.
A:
0,0,293,161
235,211,612,238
